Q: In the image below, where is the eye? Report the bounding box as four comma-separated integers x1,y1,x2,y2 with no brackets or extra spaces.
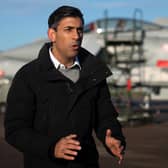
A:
77,27,83,34
64,27,73,32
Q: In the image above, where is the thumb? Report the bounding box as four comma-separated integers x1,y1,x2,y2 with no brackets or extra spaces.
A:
106,129,112,138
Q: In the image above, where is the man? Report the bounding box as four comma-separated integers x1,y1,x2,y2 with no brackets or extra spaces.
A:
5,6,126,168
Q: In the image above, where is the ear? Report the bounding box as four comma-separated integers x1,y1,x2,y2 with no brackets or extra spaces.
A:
47,28,56,42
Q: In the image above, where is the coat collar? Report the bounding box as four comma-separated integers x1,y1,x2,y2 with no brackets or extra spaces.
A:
37,42,112,114
37,42,54,71
37,42,112,83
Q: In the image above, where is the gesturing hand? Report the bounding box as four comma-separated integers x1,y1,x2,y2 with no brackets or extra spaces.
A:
105,129,124,164
54,134,81,160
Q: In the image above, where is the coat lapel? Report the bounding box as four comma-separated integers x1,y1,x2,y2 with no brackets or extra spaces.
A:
66,66,112,115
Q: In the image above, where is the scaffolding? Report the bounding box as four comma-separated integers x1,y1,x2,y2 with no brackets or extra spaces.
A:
102,9,146,89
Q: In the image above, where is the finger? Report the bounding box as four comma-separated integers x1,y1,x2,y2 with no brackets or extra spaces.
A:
114,144,123,155
111,146,120,156
64,149,78,156
65,134,77,140
66,139,80,146
114,150,124,162
66,143,82,151
110,144,123,157
63,154,75,160
112,147,124,165
116,145,124,155
118,155,124,165
120,145,124,153
118,151,124,159
106,129,112,138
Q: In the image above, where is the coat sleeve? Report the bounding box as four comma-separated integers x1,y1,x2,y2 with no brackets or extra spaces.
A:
94,80,126,150
4,72,58,159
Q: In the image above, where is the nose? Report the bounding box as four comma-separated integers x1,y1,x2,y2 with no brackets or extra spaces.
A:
72,29,81,40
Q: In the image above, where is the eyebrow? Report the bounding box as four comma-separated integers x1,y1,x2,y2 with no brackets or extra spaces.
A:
63,26,83,30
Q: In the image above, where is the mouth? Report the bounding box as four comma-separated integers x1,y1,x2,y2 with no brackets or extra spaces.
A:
72,44,80,50
71,41,81,50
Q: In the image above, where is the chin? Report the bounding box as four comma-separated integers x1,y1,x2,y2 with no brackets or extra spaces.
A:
70,50,79,57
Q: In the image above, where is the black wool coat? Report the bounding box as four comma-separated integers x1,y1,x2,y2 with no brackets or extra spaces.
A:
5,43,125,168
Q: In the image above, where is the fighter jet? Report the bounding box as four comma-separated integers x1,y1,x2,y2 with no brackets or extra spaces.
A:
0,16,168,115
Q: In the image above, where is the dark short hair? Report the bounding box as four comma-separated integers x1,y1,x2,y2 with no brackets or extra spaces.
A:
48,5,84,29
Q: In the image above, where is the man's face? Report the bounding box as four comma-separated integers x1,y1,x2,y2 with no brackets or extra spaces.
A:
50,17,83,60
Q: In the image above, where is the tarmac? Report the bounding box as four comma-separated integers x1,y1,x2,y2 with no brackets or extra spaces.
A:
0,112,168,168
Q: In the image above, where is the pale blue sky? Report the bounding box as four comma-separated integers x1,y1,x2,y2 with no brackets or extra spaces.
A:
0,0,168,51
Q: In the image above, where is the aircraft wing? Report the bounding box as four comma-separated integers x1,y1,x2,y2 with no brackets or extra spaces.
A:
0,38,49,61
82,32,102,55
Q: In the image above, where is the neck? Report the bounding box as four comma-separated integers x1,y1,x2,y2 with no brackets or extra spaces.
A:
51,48,75,67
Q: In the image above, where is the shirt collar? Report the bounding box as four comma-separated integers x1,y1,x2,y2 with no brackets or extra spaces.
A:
49,47,81,70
